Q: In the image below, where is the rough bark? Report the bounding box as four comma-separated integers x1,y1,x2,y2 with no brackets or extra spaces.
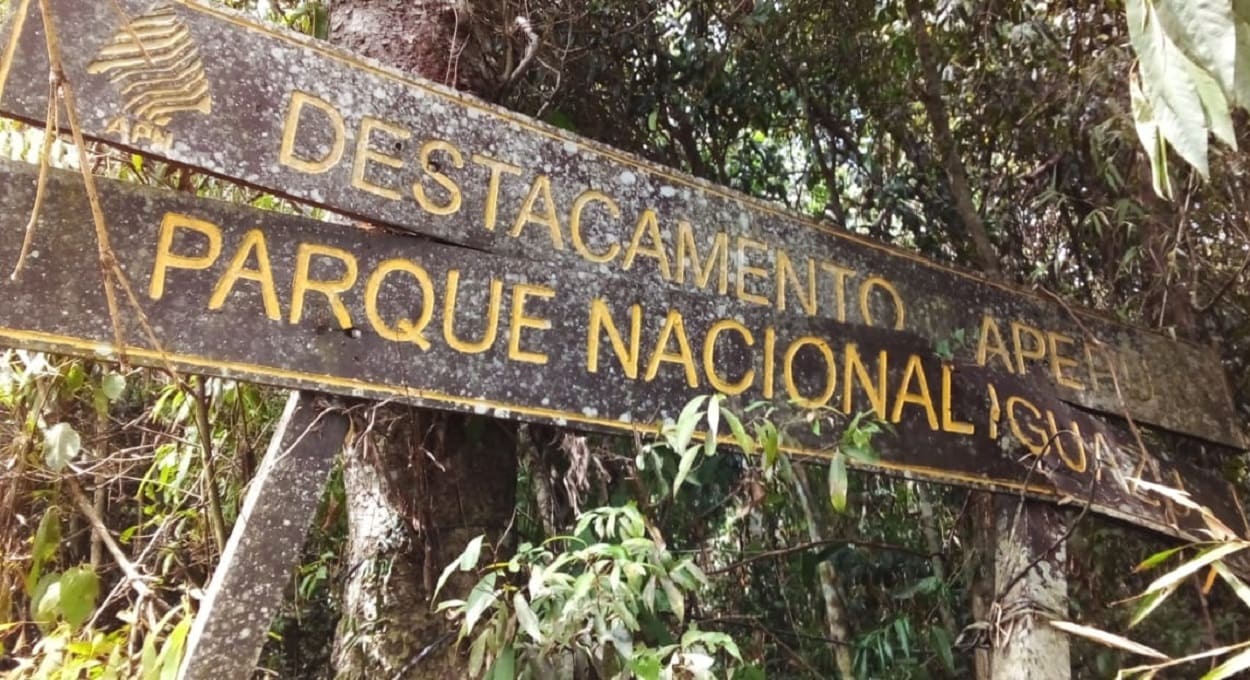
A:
903,0,1001,277
789,462,856,679
326,4,517,678
990,499,1071,680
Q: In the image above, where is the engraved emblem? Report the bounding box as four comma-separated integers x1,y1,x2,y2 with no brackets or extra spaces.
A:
86,5,211,149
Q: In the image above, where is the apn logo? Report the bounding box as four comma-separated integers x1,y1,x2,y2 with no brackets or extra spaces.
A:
87,5,211,150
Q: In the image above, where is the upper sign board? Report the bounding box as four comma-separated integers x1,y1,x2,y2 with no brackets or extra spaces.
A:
0,160,1241,542
0,0,1240,448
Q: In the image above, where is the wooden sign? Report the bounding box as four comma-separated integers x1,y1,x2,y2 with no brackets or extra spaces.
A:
0,160,1241,541
0,0,1240,449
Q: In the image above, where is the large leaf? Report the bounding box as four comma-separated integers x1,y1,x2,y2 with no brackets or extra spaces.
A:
58,566,99,628
1131,74,1173,199
43,422,82,472
1127,0,1212,176
513,593,544,643
1154,0,1238,97
672,445,700,498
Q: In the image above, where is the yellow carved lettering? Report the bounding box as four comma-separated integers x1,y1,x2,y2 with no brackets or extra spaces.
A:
150,212,222,300
643,309,697,387
891,354,938,430
569,190,621,263
413,139,464,216
290,243,358,329
443,270,502,353
703,319,754,395
351,116,410,200
586,298,641,378
509,175,566,250
364,258,433,348
278,91,346,174
208,229,280,320
509,283,554,364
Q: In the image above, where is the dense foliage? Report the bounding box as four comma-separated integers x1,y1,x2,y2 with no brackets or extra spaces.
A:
2,0,1250,678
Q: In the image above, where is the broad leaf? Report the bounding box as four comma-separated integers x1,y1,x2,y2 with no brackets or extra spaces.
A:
672,445,700,498
58,566,99,628
513,593,544,643
43,422,81,472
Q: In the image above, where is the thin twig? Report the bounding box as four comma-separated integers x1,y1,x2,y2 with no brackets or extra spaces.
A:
706,538,935,576
68,478,153,599
10,70,59,279
36,0,180,381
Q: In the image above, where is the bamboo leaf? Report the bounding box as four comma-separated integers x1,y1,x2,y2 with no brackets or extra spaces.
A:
672,445,700,498
1145,542,1248,594
1050,620,1170,660
513,593,543,643
828,453,848,513
1201,645,1250,680
722,409,754,455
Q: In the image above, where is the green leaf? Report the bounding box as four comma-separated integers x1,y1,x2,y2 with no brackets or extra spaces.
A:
1131,73,1173,199
660,577,685,622
26,508,60,595
43,422,82,472
722,409,754,455
1153,0,1238,97
434,534,486,602
461,535,486,571
672,445,700,498
1130,583,1179,627
31,573,60,626
1134,545,1189,572
1188,59,1238,148
158,614,190,680
1127,0,1212,177
1145,542,1247,594
1201,645,1250,680
488,643,516,680
704,396,720,458
58,566,99,628
630,651,663,680
513,593,543,643
929,625,955,674
463,573,499,637
670,395,708,454
468,629,490,677
758,421,780,470
101,372,126,401
828,454,847,513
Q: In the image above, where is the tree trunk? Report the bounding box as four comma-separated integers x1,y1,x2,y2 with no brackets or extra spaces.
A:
989,499,1070,680
326,4,515,678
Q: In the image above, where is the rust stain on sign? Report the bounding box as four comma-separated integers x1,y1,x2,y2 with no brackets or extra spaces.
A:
0,160,1242,542
0,0,1241,448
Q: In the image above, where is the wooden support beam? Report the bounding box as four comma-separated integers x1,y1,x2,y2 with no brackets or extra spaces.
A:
181,391,349,680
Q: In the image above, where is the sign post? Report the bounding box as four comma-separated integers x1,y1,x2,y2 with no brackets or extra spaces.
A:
181,391,349,679
0,0,1241,449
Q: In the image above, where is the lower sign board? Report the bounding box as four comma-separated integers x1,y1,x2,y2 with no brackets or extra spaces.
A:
0,160,1242,542
0,0,1241,448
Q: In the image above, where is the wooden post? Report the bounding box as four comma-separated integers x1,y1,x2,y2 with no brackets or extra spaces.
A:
991,499,1071,679
181,391,349,680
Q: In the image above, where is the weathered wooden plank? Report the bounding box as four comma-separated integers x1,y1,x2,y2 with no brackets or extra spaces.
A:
0,0,1239,447
0,160,1241,541
181,391,349,680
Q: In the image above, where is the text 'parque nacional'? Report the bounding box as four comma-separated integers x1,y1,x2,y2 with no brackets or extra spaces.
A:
0,0,1239,448
0,161,1240,543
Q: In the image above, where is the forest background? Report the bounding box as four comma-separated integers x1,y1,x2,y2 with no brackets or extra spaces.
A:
2,0,1250,678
